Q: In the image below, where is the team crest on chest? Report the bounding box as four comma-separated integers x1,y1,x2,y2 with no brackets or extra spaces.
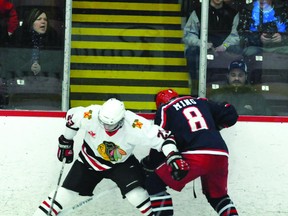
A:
132,119,143,129
97,141,127,161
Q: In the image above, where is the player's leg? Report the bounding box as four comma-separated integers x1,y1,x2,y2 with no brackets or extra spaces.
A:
149,153,208,215
109,155,154,216
33,160,102,216
206,195,238,216
146,172,174,216
125,186,154,216
150,153,213,215
142,151,174,216
32,187,78,216
202,155,238,216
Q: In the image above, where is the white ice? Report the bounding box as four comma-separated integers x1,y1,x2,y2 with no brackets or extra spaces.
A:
0,116,288,215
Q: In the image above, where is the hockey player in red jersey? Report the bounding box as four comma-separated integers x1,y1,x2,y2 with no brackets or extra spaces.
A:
32,98,189,216
142,89,239,216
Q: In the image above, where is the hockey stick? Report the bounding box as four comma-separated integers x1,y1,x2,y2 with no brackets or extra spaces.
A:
47,158,66,216
58,185,118,215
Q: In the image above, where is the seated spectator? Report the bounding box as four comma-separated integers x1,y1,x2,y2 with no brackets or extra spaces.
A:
183,0,242,95
208,59,272,115
237,0,288,83
9,8,63,76
0,0,18,46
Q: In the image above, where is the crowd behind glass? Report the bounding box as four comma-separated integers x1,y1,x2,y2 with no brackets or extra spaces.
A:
0,0,287,116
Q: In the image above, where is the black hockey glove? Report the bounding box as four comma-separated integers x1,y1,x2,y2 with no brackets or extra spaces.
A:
166,152,190,181
57,135,74,164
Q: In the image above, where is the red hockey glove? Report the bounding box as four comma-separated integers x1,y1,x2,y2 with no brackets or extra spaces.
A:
166,152,190,181
57,135,74,164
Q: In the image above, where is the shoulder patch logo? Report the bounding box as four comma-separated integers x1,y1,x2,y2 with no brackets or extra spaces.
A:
84,110,93,119
132,119,143,129
66,114,74,126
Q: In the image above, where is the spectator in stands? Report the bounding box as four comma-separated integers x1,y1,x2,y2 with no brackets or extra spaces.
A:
208,59,272,115
237,0,288,84
9,8,62,75
0,0,18,46
183,0,241,95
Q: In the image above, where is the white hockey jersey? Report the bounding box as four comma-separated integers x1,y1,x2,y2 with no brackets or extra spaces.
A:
62,105,173,171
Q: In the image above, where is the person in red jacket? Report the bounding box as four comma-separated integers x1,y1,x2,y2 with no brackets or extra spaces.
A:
0,0,18,46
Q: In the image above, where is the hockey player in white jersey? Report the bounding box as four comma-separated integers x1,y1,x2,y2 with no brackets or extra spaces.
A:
32,98,189,216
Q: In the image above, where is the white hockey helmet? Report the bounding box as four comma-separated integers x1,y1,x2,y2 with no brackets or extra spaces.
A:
98,98,126,132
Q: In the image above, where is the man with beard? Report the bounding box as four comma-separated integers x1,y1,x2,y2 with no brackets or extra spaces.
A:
208,59,272,115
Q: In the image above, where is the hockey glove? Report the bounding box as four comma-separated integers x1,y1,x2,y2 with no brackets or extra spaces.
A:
57,135,74,164
166,152,189,181
141,156,155,173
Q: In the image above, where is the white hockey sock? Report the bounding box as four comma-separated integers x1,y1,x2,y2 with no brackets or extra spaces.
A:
126,187,154,216
32,187,78,216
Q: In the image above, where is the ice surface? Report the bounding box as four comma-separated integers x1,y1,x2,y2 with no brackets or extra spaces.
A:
1,117,288,215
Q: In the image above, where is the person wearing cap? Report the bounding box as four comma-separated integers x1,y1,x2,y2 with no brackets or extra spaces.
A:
227,59,248,87
208,59,272,115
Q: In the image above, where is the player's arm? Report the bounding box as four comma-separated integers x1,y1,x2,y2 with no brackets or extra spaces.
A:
208,100,239,130
57,107,85,163
137,114,189,181
154,111,190,180
158,129,190,181
140,125,189,180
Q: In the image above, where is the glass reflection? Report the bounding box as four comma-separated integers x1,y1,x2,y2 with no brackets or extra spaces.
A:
0,0,287,115
183,0,288,116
